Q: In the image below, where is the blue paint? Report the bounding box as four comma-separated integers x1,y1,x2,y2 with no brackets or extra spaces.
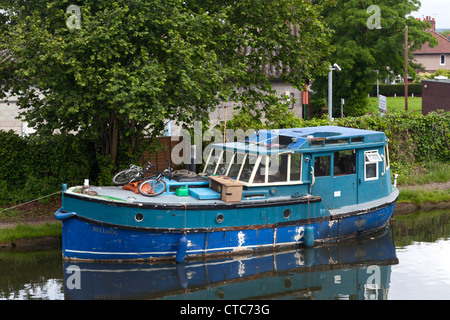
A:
54,207,77,220
57,201,396,261
176,235,188,263
304,226,314,247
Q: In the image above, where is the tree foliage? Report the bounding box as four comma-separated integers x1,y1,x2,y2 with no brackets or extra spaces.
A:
311,0,437,117
0,0,332,166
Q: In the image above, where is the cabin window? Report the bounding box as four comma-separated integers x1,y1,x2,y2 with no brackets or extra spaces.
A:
253,156,267,184
325,138,348,145
238,155,258,183
216,151,233,175
314,156,331,177
364,150,382,180
204,149,219,175
290,153,302,181
227,153,242,179
334,150,356,176
268,154,289,183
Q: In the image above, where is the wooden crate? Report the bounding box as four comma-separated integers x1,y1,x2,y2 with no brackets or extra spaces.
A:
209,176,243,203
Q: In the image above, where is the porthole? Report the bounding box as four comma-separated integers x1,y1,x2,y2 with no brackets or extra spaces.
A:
283,209,291,219
135,213,144,222
216,213,224,224
284,277,292,288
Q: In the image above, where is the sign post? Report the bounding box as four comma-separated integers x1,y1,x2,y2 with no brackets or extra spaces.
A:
379,94,387,115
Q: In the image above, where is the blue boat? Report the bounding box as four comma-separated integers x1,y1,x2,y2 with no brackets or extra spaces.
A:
55,125,398,262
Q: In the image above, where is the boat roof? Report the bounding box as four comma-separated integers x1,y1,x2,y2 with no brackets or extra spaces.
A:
209,126,387,155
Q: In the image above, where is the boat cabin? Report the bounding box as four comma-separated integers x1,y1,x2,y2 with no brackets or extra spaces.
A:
202,126,392,209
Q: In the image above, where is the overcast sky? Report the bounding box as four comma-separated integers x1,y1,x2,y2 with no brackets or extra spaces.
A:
410,0,450,29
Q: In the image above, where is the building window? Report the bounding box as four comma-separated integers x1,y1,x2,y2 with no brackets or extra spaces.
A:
441,54,446,65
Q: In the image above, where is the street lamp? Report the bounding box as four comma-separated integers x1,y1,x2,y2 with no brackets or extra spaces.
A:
328,63,341,121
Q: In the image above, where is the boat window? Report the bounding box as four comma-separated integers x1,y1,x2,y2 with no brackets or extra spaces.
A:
365,150,382,180
216,151,234,176
253,156,267,184
268,154,289,183
314,155,330,177
351,137,363,143
204,149,223,175
227,153,242,179
325,138,348,145
238,155,258,183
290,153,302,181
334,150,356,176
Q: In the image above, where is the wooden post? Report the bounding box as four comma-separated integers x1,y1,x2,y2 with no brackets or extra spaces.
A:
405,25,408,111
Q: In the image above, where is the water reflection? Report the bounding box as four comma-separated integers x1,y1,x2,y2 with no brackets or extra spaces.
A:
63,228,398,300
0,250,63,300
389,210,450,300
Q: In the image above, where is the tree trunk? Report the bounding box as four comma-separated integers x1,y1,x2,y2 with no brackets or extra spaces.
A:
97,113,119,166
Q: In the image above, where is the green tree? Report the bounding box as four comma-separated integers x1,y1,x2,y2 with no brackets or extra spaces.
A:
0,0,332,169
311,0,436,117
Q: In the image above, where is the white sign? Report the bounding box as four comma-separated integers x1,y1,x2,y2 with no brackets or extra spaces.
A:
379,95,387,115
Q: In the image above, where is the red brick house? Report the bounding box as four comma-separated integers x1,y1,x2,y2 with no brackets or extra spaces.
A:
413,17,450,73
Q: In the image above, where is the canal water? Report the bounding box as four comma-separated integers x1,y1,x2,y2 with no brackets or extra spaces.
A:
0,209,449,300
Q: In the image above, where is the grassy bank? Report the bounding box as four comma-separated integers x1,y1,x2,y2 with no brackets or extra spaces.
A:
396,162,450,204
0,222,61,245
398,188,450,206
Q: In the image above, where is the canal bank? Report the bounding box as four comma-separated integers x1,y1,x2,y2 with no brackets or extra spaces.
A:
395,181,450,215
0,182,448,251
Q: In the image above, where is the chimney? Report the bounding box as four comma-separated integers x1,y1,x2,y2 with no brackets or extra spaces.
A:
424,16,436,31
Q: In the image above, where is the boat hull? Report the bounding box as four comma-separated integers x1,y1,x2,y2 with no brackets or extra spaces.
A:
56,198,396,261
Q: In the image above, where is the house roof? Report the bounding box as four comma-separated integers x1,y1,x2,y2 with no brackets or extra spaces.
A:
414,29,450,55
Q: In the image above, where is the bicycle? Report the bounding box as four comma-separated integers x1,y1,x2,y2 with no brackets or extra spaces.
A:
112,158,174,185
137,168,170,197
112,161,158,186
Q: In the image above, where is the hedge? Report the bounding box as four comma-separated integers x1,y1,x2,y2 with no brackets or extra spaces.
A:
0,132,95,205
370,84,422,96
301,110,449,166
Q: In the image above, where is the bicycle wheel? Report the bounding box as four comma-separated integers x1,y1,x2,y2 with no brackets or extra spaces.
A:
112,168,141,185
138,178,167,197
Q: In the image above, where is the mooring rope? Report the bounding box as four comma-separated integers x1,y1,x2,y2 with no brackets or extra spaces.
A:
0,191,62,213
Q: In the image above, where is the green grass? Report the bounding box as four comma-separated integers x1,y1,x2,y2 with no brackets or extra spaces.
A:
396,162,450,186
398,189,450,205
367,97,422,114
0,223,61,243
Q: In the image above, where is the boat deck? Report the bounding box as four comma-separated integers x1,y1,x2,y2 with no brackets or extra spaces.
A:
66,185,297,207
65,185,398,214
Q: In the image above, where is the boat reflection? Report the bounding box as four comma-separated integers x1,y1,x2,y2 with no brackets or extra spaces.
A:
63,228,398,300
